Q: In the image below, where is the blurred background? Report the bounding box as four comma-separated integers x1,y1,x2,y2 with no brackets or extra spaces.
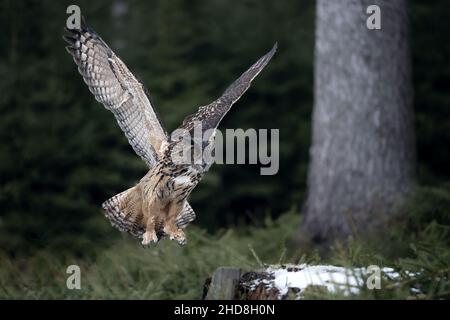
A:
0,0,449,299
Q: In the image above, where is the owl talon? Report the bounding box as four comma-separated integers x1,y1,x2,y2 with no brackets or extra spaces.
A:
165,227,186,245
168,235,186,245
142,231,158,246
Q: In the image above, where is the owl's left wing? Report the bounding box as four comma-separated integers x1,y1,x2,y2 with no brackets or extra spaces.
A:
177,43,277,141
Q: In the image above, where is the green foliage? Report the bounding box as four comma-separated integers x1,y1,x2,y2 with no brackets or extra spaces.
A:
317,187,450,300
412,1,450,184
1,191,449,300
0,211,299,299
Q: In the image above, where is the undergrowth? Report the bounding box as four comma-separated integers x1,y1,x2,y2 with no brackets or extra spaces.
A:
0,187,449,299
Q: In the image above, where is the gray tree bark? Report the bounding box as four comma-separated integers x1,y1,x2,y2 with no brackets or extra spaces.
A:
300,0,416,244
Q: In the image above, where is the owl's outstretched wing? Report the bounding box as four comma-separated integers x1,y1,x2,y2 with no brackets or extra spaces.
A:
177,43,277,141
65,21,197,237
64,22,167,167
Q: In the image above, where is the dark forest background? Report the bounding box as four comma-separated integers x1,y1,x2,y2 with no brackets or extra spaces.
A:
0,0,449,258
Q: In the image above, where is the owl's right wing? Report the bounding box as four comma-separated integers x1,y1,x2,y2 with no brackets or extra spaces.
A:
64,22,167,168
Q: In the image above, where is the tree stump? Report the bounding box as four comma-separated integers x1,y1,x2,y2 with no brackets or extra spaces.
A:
204,267,241,300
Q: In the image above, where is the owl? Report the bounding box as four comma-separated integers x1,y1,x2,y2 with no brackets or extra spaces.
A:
64,20,276,246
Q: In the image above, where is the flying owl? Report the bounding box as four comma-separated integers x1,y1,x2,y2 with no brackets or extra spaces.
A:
64,20,276,246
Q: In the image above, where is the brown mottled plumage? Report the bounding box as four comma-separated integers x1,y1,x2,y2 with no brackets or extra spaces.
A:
64,19,276,246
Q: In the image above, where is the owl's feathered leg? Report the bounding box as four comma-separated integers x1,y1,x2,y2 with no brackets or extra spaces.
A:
164,202,186,245
142,216,158,246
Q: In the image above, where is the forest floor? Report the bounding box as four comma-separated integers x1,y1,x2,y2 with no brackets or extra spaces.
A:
0,187,449,299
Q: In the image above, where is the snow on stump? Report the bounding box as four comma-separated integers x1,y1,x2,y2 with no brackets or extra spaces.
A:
240,264,365,299
204,264,410,300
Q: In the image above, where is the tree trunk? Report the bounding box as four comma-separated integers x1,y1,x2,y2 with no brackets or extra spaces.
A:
301,0,416,244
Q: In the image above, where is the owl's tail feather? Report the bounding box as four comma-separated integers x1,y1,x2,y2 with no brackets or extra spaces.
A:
102,186,145,239
176,202,197,230
102,187,196,240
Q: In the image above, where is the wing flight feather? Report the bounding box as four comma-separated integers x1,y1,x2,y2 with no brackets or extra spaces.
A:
64,22,167,167
178,43,277,137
